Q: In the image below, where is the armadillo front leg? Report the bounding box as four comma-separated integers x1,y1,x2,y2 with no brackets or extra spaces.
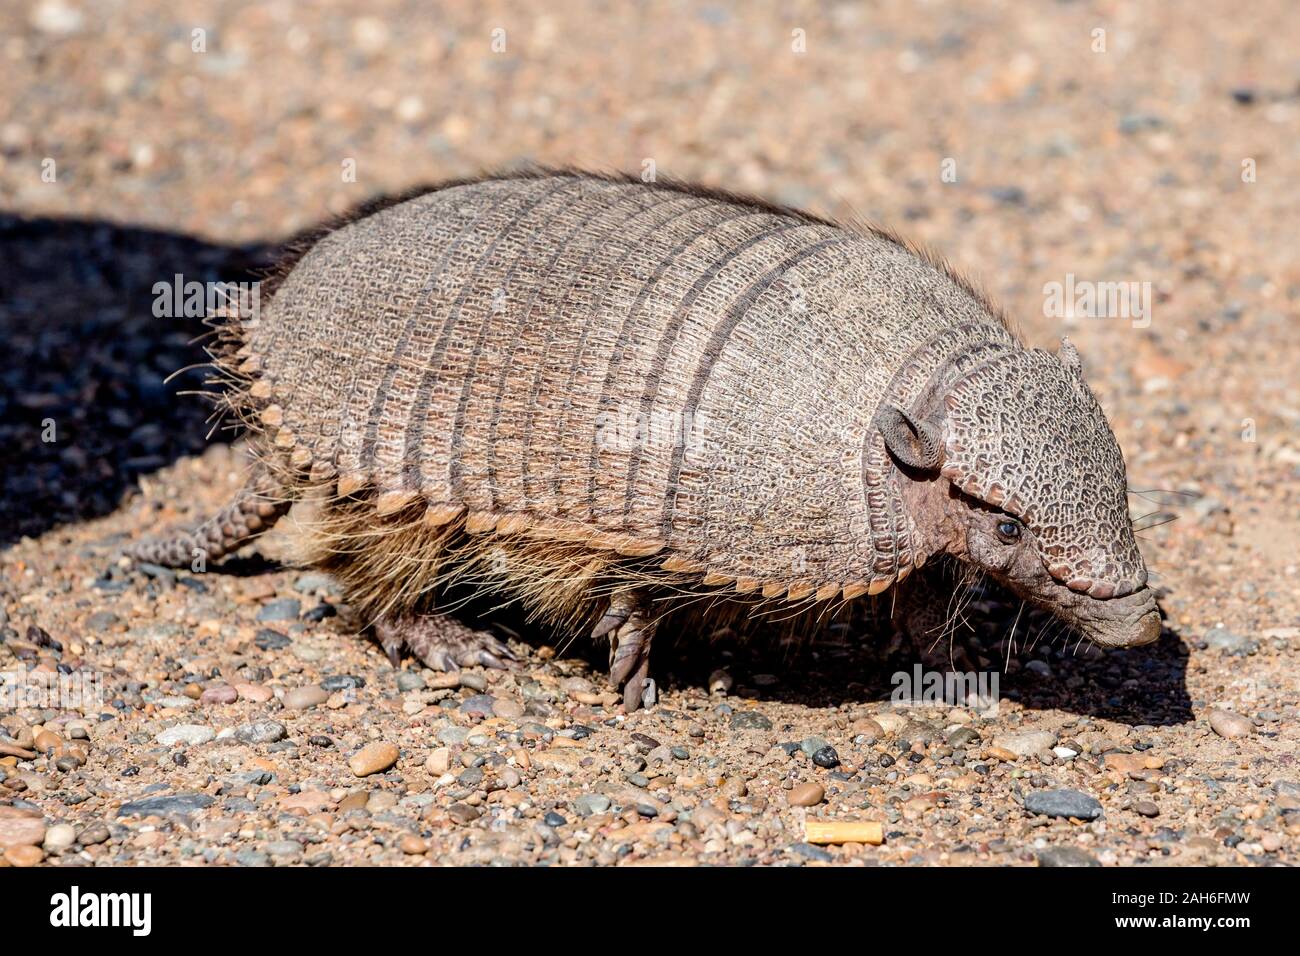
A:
893,564,975,672
373,612,516,672
592,590,657,711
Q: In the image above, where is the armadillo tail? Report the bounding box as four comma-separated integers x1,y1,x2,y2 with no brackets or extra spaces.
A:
127,467,291,569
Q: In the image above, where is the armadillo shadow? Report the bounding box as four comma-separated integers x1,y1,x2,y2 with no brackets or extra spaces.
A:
0,212,275,550
0,190,436,551
650,605,1194,728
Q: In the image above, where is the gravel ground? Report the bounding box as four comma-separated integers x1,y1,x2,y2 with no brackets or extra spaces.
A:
1,1,1297,867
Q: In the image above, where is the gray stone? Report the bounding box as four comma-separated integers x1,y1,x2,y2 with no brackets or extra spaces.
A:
256,598,301,622
458,694,496,717
436,725,469,746
321,674,365,691
1203,627,1257,656
254,628,291,650
1024,789,1103,820
293,573,341,595
234,720,288,745
396,671,426,692
118,792,215,816
790,842,834,862
573,794,612,816
458,766,484,787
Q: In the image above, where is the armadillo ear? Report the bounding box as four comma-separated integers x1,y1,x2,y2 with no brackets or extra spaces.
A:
1058,337,1083,374
875,404,944,472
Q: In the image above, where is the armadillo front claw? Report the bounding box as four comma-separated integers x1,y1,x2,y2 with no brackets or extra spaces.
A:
374,612,517,673
599,594,657,711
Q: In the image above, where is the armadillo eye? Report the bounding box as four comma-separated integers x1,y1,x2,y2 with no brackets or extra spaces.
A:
995,519,1022,544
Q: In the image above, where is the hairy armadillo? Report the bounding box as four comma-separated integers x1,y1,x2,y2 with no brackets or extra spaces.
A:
131,169,1161,709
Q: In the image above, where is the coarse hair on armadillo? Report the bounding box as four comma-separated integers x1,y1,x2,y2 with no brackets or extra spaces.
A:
180,167,1020,637
293,482,890,641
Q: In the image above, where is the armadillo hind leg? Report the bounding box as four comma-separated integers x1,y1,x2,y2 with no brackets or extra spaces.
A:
373,611,517,672
593,591,658,711
127,464,290,569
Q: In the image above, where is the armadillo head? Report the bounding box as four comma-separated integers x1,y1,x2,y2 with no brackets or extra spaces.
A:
877,339,1161,649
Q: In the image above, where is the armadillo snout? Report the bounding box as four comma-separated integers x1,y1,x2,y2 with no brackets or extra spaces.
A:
1069,587,1162,648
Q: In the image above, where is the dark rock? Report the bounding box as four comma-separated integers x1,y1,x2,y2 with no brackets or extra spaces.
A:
458,766,484,787
1024,788,1103,820
947,727,981,747
253,628,291,651
790,842,834,862
731,710,772,731
302,602,337,622
812,746,840,768
321,674,365,691
117,792,215,816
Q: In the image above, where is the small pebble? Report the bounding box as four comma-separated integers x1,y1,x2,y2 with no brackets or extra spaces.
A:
349,742,399,777
284,686,329,710
257,598,301,622
200,685,237,705
399,834,428,854
3,845,43,867
155,724,214,747
789,783,825,807
234,720,288,745
426,747,451,774
253,628,292,651
43,823,77,852
1208,709,1254,739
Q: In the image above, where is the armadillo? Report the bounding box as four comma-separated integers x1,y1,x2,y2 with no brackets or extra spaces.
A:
130,170,1161,709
